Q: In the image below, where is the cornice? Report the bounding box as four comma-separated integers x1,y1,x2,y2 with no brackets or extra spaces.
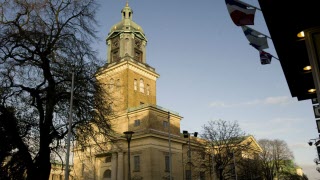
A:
97,59,159,81
106,30,147,41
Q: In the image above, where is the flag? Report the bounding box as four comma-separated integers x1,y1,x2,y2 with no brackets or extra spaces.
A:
225,0,256,26
260,51,272,65
242,26,268,50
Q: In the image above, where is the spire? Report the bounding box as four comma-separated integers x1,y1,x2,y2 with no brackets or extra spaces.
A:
121,1,133,20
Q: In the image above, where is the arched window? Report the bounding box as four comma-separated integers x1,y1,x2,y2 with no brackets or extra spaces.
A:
139,79,144,93
146,84,150,95
134,79,137,91
103,169,111,178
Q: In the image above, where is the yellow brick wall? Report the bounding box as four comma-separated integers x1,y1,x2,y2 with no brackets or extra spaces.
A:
97,62,157,113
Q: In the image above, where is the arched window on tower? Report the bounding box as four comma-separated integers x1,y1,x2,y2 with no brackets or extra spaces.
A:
103,169,111,179
140,79,144,93
134,79,137,91
146,84,150,95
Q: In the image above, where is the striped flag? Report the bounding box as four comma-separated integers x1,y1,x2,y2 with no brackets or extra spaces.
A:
225,0,256,26
242,26,268,50
260,51,272,65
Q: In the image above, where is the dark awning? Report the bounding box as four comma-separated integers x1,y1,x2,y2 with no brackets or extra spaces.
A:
258,0,320,100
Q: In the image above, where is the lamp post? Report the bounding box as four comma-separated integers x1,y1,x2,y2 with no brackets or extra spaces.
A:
124,131,134,180
183,130,198,180
232,150,238,180
64,72,74,180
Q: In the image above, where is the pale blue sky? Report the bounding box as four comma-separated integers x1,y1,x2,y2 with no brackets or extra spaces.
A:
95,0,319,179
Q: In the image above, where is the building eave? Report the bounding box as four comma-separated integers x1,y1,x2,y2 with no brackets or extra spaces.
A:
258,0,320,101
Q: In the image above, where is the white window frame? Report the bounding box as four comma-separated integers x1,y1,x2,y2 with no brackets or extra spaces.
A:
146,84,150,95
139,79,144,93
134,155,140,171
134,79,137,91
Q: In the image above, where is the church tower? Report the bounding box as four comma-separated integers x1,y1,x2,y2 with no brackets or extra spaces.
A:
97,2,159,113
73,3,194,180
70,6,264,179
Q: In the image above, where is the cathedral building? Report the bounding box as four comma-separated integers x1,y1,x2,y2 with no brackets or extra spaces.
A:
70,3,262,180
73,3,190,180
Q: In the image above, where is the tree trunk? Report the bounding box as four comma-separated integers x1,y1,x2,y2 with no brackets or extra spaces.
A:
39,148,52,180
219,169,223,180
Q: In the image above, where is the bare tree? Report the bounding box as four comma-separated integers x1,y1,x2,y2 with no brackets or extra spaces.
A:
201,119,255,180
236,155,262,180
0,1,114,179
258,139,294,180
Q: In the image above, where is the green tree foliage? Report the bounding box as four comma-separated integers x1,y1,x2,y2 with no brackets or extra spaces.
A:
0,1,113,179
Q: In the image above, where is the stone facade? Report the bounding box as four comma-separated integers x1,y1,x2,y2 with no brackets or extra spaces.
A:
72,3,188,180
70,3,262,180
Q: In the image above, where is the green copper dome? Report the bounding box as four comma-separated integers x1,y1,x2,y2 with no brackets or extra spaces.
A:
107,2,145,40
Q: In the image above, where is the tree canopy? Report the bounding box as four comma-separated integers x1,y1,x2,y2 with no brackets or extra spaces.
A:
0,0,113,179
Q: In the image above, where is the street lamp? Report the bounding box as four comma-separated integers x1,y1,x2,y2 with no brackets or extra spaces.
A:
183,130,198,180
308,138,320,146
308,137,320,165
124,131,134,180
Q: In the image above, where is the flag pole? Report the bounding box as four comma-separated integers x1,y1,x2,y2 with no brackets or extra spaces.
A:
244,25,272,39
271,54,280,61
260,50,280,61
236,0,261,11
65,72,74,180
263,51,280,61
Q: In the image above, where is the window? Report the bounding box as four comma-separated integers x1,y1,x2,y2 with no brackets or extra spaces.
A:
199,171,205,180
146,84,150,95
134,119,141,127
139,79,144,93
163,121,169,128
135,50,142,62
134,156,140,171
134,79,137,91
186,170,191,180
103,169,111,178
165,155,170,172
112,50,119,62
105,155,112,163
